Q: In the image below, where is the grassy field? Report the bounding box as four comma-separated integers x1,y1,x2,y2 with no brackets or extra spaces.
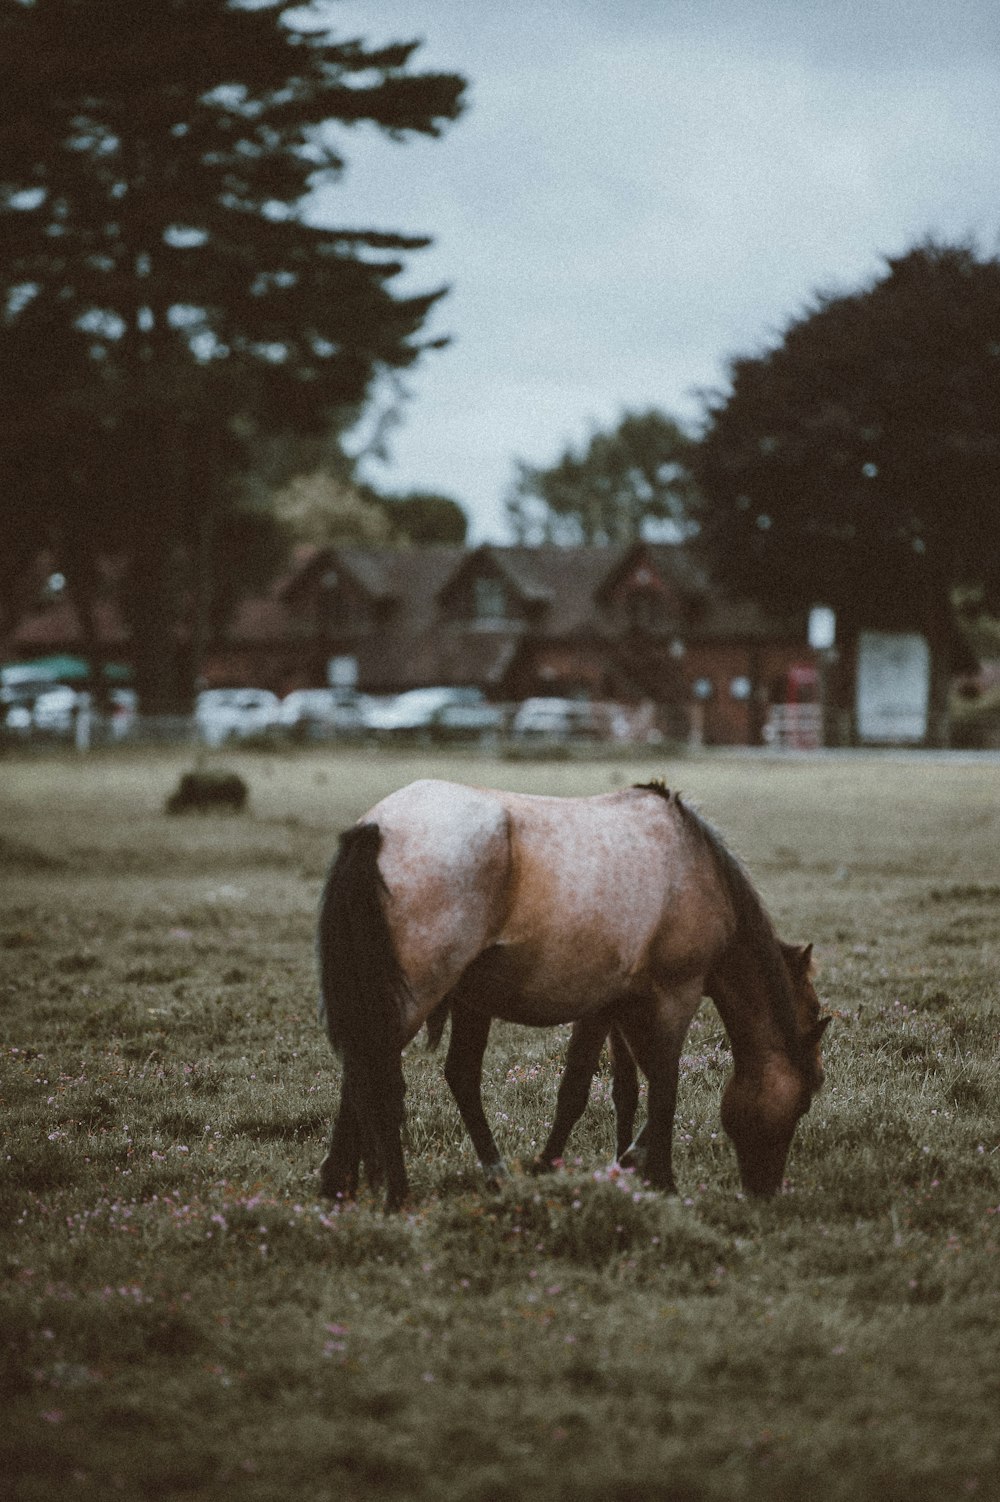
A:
1,745,998,1502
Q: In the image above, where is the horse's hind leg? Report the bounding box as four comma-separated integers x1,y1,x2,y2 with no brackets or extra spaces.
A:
534,1011,610,1171
608,1025,641,1163
379,1060,409,1212
320,1079,362,1201
443,1005,505,1185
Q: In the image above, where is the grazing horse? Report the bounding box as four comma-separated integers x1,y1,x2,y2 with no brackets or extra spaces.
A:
317,779,829,1209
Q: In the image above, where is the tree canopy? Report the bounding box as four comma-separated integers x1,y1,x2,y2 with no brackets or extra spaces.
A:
272,475,467,548
377,489,468,546
239,425,468,551
0,0,465,706
506,409,700,546
694,242,1000,626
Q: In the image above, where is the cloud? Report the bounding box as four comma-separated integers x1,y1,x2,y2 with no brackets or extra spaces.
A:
314,1,1000,539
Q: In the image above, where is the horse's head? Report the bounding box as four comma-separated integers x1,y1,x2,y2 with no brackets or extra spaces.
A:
720,941,830,1196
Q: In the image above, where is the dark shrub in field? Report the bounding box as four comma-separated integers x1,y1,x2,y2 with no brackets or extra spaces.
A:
165,770,248,815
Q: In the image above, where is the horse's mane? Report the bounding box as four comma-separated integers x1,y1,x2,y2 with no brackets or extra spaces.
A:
633,782,802,1055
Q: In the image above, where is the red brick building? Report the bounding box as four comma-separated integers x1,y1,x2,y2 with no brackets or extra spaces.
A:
207,541,816,745
1,541,819,745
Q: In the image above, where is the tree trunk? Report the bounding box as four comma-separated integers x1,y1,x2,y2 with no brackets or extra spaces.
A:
0,540,41,649
64,561,110,712
924,586,953,749
129,519,184,714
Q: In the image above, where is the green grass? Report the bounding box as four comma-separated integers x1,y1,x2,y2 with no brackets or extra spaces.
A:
1,745,998,1501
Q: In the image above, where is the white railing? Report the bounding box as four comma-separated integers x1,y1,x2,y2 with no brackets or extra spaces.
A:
763,703,823,750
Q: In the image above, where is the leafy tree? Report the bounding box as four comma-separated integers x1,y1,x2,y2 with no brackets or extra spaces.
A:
506,409,700,546
272,467,393,548
266,471,468,547
0,0,464,707
695,241,1000,626
243,425,468,549
0,313,80,643
378,489,468,545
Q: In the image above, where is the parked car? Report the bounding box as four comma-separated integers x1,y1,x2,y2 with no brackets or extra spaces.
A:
1,678,52,738
430,691,507,739
510,697,630,741
30,686,137,741
194,687,281,747
278,688,366,741
362,686,504,739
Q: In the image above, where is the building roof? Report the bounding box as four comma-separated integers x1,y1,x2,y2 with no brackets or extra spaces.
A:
1,540,823,694
8,598,130,653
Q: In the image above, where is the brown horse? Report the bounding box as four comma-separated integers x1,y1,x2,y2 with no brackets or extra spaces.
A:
317,778,829,1209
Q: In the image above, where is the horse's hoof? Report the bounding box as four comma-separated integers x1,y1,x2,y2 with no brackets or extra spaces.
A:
483,1160,507,1190
645,1175,677,1195
618,1145,646,1173
319,1159,357,1203
319,1177,354,1201
527,1155,557,1176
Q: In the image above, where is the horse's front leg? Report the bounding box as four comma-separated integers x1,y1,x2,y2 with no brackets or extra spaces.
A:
443,1004,506,1185
534,1010,612,1171
616,981,702,1193
608,1024,641,1163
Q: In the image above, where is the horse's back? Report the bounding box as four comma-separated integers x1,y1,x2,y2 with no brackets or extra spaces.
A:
499,786,724,1005
367,779,509,880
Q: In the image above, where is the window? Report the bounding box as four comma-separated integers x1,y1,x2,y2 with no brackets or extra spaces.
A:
625,588,664,630
318,572,357,633
474,576,507,620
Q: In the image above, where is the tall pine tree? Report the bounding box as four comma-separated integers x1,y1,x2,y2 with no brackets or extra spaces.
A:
0,0,464,707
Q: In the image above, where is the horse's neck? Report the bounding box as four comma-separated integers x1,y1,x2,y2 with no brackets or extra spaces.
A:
709,941,793,1076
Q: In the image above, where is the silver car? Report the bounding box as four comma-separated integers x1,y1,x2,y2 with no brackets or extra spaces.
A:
194,688,281,747
278,689,366,740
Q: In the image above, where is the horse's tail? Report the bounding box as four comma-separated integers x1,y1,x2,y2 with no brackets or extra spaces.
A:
318,822,408,1189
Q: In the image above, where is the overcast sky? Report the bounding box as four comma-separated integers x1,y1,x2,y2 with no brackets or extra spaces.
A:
309,0,1000,542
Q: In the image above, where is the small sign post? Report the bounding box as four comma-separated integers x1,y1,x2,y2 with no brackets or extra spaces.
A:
808,606,836,747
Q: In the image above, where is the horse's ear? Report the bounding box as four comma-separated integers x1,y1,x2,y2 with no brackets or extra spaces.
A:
780,937,816,973
811,1015,832,1043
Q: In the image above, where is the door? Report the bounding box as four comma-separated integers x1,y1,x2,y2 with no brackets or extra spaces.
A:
855,631,930,744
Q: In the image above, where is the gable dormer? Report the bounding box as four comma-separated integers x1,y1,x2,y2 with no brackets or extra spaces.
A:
596,542,688,635
280,547,395,636
437,545,544,628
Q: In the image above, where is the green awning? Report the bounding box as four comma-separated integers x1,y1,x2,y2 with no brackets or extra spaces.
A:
1,655,132,684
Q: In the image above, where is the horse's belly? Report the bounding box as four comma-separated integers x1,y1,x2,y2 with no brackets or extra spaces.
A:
453,942,630,1026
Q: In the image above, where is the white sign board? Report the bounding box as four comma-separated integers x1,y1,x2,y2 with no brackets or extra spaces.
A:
807,606,836,651
855,631,929,744
326,655,358,689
